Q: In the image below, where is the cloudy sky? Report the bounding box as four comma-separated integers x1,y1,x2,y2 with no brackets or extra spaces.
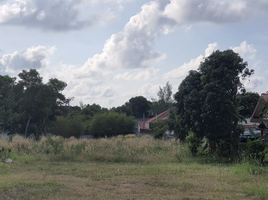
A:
0,0,268,108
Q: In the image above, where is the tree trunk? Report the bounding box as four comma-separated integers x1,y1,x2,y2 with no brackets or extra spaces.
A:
231,133,239,158
25,115,32,138
2,124,5,134
209,140,216,153
231,120,240,158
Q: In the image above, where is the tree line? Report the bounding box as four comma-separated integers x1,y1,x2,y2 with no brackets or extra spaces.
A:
0,50,261,150
0,69,174,138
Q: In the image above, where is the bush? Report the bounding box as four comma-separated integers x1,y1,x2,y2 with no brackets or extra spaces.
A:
52,116,85,138
186,132,203,156
149,120,168,139
89,112,135,138
244,140,268,164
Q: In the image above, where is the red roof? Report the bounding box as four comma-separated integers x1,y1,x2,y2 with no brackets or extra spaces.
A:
139,109,172,131
251,93,268,122
147,109,171,123
261,93,268,100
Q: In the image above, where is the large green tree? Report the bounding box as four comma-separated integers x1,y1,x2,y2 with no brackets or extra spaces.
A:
0,75,19,133
18,69,67,137
127,96,151,118
174,70,204,141
174,50,253,156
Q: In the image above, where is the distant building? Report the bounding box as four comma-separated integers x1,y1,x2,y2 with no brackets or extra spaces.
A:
250,93,268,141
138,109,172,136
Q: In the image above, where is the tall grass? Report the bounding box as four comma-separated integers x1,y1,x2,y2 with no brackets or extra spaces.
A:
0,135,184,163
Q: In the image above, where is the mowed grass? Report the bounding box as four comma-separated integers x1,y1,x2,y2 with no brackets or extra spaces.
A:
0,135,268,200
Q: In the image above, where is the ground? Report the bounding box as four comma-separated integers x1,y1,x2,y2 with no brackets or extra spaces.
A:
1,158,268,200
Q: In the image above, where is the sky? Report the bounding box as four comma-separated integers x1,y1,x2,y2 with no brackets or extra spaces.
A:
0,0,268,108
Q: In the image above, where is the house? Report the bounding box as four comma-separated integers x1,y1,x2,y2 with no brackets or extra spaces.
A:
138,109,172,136
239,118,260,141
250,93,268,141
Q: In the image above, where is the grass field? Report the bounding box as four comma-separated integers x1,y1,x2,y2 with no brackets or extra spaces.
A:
1,135,268,200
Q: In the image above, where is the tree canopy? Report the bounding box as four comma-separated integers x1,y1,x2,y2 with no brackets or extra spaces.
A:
174,50,254,156
151,82,174,115
89,112,135,138
237,92,260,118
0,69,67,137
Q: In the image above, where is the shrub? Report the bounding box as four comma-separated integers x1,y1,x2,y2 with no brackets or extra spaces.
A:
186,132,203,156
52,116,85,138
89,112,135,138
33,136,64,155
244,140,268,164
149,120,168,139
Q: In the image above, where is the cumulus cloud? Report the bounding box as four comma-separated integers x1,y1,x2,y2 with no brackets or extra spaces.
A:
232,41,257,60
164,40,262,88
205,42,219,57
0,46,56,75
79,1,174,72
163,0,268,25
164,43,218,79
86,0,134,4
136,83,159,99
77,0,268,79
0,0,129,31
114,68,160,81
243,76,263,90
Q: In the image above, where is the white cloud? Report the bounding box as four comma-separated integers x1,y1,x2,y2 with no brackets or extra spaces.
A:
232,41,257,60
85,0,134,4
0,46,56,76
163,0,268,25
205,42,219,57
243,76,263,90
80,1,172,71
114,68,160,81
0,0,130,31
136,83,159,99
164,55,203,80
78,0,268,79
118,83,159,103
164,43,218,80
72,1,176,83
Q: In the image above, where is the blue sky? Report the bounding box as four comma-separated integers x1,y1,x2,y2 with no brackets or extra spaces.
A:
0,0,268,108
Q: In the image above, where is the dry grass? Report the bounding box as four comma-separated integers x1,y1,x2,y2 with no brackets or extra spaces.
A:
2,135,183,163
1,136,268,199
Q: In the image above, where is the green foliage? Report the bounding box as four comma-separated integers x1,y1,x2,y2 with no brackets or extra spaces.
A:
0,69,67,137
33,136,64,155
45,136,64,155
127,96,151,118
244,140,268,164
52,116,85,138
89,112,135,138
70,144,86,156
0,147,12,160
0,75,20,133
151,82,174,115
27,124,39,137
263,147,268,163
81,103,107,117
149,120,168,139
237,92,260,118
110,105,133,116
186,132,203,156
174,50,254,155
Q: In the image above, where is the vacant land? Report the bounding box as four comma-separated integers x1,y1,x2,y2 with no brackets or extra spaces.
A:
0,136,268,200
